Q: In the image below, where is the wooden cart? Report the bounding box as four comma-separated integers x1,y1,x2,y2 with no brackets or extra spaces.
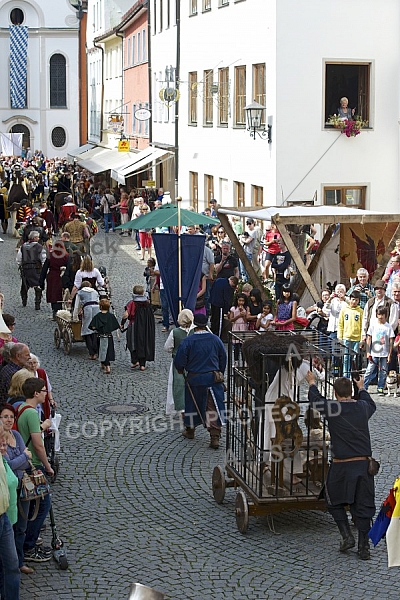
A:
54,315,84,355
212,330,356,533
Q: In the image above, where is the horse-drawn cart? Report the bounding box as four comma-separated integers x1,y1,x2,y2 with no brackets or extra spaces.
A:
54,313,84,355
212,330,355,533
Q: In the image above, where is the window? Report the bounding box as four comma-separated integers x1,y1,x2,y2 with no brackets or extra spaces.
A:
51,126,66,148
10,8,24,24
50,54,66,108
219,0,229,5
325,62,371,125
205,175,214,204
218,67,229,126
153,0,157,33
131,36,136,65
234,66,246,126
253,63,266,124
160,0,163,31
132,103,136,134
203,0,211,10
190,172,198,211
324,186,366,209
166,0,170,27
126,38,131,68
142,29,146,61
203,69,213,125
189,72,197,125
234,181,245,207
252,185,263,207
137,32,141,63
190,0,197,14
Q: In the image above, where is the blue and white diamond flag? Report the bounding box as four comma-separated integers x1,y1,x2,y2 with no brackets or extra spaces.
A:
10,25,28,109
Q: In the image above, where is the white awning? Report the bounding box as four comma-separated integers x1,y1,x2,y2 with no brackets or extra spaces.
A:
111,147,172,184
67,143,96,163
77,147,140,174
218,205,400,224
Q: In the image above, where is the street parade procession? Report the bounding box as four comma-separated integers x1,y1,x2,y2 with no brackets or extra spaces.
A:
3,0,400,598
1,150,400,600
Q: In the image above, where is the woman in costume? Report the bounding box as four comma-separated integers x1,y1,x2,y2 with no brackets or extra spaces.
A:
39,240,69,319
89,298,120,374
121,285,155,371
164,309,194,416
72,280,100,359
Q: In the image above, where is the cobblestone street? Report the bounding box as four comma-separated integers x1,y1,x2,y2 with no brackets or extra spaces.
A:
2,230,400,600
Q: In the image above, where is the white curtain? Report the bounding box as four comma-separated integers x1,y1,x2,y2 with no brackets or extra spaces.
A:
1,132,23,156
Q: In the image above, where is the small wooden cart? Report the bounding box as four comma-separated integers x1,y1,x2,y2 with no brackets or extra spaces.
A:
54,315,84,355
212,330,356,533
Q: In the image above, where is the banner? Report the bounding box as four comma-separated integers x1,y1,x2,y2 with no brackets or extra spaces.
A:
0,132,23,156
340,222,398,280
10,25,28,109
152,233,205,325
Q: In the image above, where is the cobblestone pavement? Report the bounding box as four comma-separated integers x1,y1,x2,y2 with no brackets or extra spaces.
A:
1,229,400,600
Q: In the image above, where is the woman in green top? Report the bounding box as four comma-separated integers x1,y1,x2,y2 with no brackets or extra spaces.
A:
164,309,194,415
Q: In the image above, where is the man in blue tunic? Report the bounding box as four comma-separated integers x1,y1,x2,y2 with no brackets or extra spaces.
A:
306,373,376,560
174,314,227,449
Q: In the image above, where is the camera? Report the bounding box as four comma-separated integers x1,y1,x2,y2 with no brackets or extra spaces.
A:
274,235,278,240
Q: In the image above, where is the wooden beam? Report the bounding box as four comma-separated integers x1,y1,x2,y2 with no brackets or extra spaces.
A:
296,225,335,298
275,223,321,303
217,211,268,300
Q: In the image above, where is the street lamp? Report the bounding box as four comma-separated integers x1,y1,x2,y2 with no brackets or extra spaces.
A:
69,0,84,19
244,100,272,143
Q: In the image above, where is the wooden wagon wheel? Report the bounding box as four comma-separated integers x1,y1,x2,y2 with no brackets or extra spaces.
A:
235,490,249,533
63,328,72,355
54,327,61,349
212,465,226,505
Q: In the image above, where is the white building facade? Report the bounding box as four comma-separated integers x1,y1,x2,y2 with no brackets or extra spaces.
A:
0,0,81,158
174,0,400,213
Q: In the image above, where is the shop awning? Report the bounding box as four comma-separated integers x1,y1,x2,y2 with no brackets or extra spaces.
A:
77,147,140,174
67,143,96,163
111,147,173,184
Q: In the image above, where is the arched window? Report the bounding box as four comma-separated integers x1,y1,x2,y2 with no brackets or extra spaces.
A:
50,54,66,108
10,8,24,25
51,126,66,148
10,124,30,149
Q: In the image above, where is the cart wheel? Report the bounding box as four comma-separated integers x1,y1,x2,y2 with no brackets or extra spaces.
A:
212,465,226,504
58,554,68,570
54,327,61,349
63,329,72,355
235,490,249,534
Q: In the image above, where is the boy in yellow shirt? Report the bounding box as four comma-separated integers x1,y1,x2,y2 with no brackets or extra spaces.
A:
337,289,363,378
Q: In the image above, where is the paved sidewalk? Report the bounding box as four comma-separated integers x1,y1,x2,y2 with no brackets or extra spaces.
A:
1,230,400,600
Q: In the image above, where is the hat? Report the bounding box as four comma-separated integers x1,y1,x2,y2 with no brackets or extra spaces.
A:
374,279,386,290
193,314,208,327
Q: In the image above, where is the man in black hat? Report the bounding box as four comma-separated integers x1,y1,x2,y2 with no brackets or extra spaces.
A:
174,313,227,449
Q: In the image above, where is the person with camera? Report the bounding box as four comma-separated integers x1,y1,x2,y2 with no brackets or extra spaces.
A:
306,372,376,560
346,268,375,309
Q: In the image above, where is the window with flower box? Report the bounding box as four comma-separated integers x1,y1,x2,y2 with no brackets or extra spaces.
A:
324,62,371,127
234,181,245,207
324,186,366,209
189,72,197,125
252,185,263,207
203,69,213,125
190,0,197,14
218,67,229,126
234,66,246,127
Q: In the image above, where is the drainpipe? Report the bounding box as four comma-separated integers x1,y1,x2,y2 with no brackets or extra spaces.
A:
115,30,125,133
93,40,104,144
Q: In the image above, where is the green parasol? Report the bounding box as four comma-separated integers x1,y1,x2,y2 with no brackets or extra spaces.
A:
116,203,219,229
